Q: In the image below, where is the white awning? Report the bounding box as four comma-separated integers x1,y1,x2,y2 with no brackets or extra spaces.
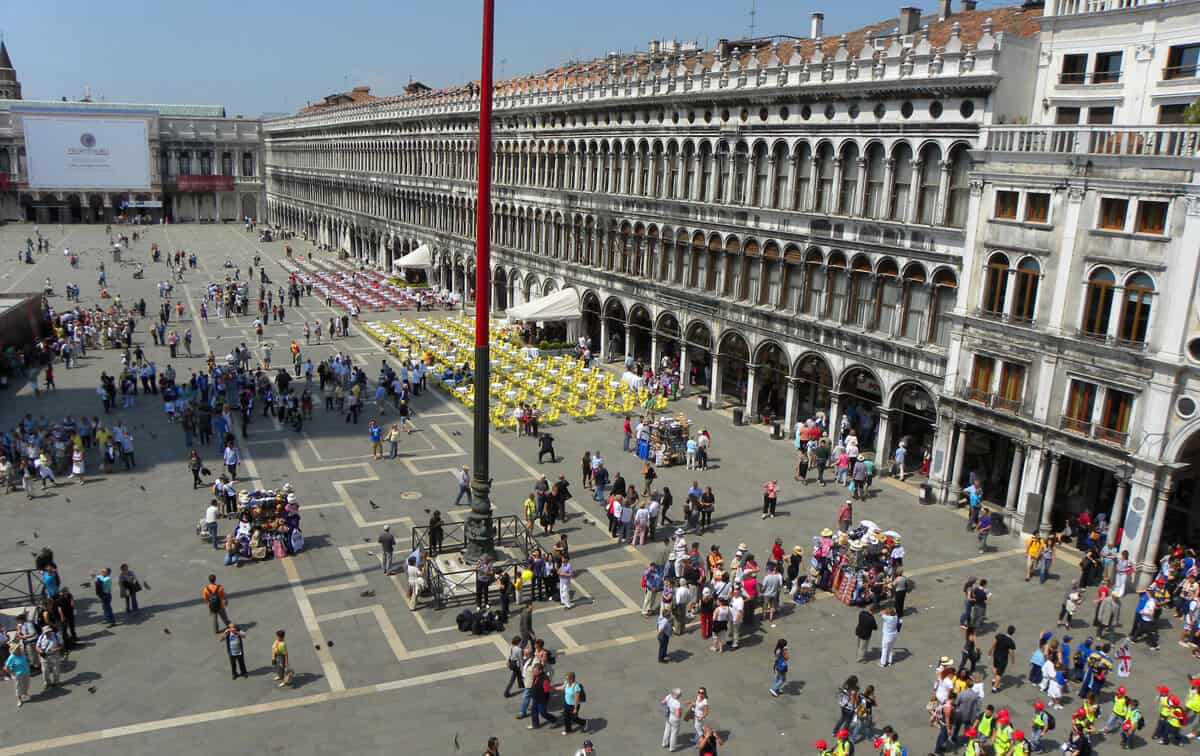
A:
393,244,432,270
505,288,582,322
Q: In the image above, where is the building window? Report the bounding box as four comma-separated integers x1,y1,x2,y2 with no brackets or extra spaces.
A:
1119,272,1155,345
1012,258,1040,323
890,144,913,221
179,153,191,175
1098,197,1129,230
969,355,995,402
1165,43,1200,80
221,152,233,176
1025,193,1050,223
863,144,886,219
1060,53,1088,84
814,144,835,214
997,363,1026,412
838,143,860,215
801,257,824,315
1082,267,1116,336
1087,107,1115,125
915,146,941,225
982,253,1009,316
1093,51,1123,84
1135,200,1168,235
945,146,971,227
1159,104,1189,124
1098,389,1133,445
1056,107,1081,125
1064,380,1097,434
994,190,1019,220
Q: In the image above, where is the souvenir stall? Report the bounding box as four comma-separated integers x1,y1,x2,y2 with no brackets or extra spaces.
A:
809,521,903,606
210,483,305,566
646,413,691,465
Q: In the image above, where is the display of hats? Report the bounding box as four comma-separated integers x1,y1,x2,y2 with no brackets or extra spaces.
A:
849,540,863,551
793,546,805,555
860,520,879,532
820,528,834,537
867,535,880,546
737,543,749,551
939,656,954,666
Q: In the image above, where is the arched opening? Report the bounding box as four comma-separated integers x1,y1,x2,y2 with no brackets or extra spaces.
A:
754,341,789,421
888,382,937,474
87,194,105,223
628,305,653,366
655,312,681,373
241,194,258,221
684,321,713,389
580,291,602,351
67,194,83,224
493,268,509,311
792,353,833,423
603,298,627,360
716,330,750,406
838,366,883,445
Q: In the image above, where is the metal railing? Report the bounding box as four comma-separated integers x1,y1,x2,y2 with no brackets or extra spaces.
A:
1058,71,1123,85
1052,0,1174,16
1061,416,1092,435
409,515,545,609
0,569,39,610
986,125,1200,158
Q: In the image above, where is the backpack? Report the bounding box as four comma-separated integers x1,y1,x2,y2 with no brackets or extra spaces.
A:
774,655,789,673
646,566,664,592
577,683,587,703
94,577,106,600
547,649,558,666
456,609,474,632
1046,712,1057,731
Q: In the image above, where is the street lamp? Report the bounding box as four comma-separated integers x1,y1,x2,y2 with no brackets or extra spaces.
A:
465,0,496,561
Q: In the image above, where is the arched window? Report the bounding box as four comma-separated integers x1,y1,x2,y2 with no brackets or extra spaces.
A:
1119,272,1155,345
889,144,913,221
682,143,697,200
945,146,971,227
733,143,750,204
929,269,957,345
801,250,824,315
782,246,803,311
825,252,848,320
915,145,942,225
838,143,860,215
665,143,678,199
650,143,664,197
793,143,812,211
599,144,610,192
771,143,790,209
848,255,874,327
1012,258,1040,323
814,143,835,213
698,143,713,202
762,244,781,306
900,264,928,341
752,143,770,206
982,253,1010,316
1082,268,1116,337
863,144,885,219
874,259,900,333
638,142,651,195
714,142,730,202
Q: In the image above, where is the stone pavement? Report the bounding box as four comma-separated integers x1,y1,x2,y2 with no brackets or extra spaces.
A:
0,222,1190,755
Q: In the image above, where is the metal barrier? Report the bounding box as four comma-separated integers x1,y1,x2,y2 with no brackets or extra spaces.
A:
409,515,545,610
0,568,39,610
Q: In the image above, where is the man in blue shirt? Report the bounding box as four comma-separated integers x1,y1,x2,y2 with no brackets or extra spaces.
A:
3,645,31,707
92,567,116,626
368,419,383,460
41,566,59,598
964,482,983,529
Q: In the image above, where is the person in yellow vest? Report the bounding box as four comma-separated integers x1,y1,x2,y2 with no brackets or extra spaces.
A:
1082,694,1100,734
994,709,1014,756
1164,697,1187,746
1186,677,1200,740
975,704,997,742
1030,701,1050,753
1012,730,1030,756
1105,685,1130,734
962,727,983,756
1153,685,1173,743
814,739,834,756
1120,698,1142,750
1025,534,1045,581
873,725,901,756
834,728,853,756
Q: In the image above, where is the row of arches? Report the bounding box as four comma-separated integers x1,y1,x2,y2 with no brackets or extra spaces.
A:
267,136,972,228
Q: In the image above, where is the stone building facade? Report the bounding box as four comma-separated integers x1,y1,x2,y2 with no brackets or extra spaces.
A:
266,2,1042,482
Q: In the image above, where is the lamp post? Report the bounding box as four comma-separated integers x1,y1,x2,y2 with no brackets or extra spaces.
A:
465,0,496,561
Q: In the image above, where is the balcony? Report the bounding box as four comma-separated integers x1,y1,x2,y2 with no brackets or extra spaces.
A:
985,125,1200,158
1095,426,1130,446
1061,416,1092,435
1058,71,1123,85
1163,65,1199,81
962,385,992,405
1050,0,1180,16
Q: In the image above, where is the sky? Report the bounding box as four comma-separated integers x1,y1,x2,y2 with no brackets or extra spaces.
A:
3,0,1005,117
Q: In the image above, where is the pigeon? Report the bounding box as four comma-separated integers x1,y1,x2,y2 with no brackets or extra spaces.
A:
87,686,97,694
453,734,460,751
451,430,462,437
363,537,371,543
139,485,146,491
33,531,38,539
326,640,334,647
369,500,379,510
15,540,25,546
314,644,321,651
163,628,171,635
359,590,375,598
65,498,70,503
318,513,325,519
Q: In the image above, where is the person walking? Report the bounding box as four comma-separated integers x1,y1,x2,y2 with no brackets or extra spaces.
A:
855,606,878,662
657,608,673,663
990,625,1017,692
559,557,574,610
35,624,63,690
771,639,790,696
518,601,535,647
3,645,31,708
455,465,472,505
368,419,383,460
221,623,248,679
189,449,205,489
892,569,909,618
689,686,710,744
503,637,526,698
222,439,240,481
205,499,221,550
762,479,779,519
92,567,116,626
879,606,900,668
557,671,587,734
271,629,291,687
376,525,397,575
118,563,141,614
661,687,683,751
204,575,230,634
833,676,860,734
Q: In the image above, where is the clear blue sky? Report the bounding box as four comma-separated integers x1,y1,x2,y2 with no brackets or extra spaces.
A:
4,0,997,117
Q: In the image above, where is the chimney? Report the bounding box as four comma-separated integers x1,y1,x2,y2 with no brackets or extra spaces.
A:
899,7,922,35
938,0,952,20
717,38,730,59
649,40,661,54
961,0,976,8
811,12,825,39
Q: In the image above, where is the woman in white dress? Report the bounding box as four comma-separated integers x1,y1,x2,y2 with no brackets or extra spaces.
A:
1113,550,1134,597
69,446,85,484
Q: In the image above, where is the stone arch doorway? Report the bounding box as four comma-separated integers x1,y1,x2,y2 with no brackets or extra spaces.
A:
603,298,626,361
792,354,834,425
753,341,788,421
628,305,653,365
67,195,82,224
581,291,602,351
655,312,681,373
715,330,750,406
241,194,257,220
838,366,883,445
888,381,937,468
684,321,713,390
493,268,509,311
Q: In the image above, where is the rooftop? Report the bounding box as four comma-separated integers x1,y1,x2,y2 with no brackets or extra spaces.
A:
0,99,228,118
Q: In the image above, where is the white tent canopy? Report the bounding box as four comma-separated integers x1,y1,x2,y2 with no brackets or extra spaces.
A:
505,288,582,322
393,244,432,270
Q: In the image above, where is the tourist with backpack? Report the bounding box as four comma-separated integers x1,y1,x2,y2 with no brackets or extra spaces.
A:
203,574,230,634
770,639,789,697
557,671,587,734
642,561,663,616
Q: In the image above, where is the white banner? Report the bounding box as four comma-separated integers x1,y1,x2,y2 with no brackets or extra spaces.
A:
123,200,162,209
23,115,151,190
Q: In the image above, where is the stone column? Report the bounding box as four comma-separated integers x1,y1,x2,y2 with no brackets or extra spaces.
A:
1039,453,1061,536
765,157,778,207
1005,443,1026,521
678,344,690,394
709,351,722,406
933,160,952,225
724,154,737,204
784,155,799,211
805,158,820,212
600,316,609,362
744,363,759,420
873,409,891,469
1136,484,1172,589
1107,477,1130,548
650,329,659,370
948,425,968,503
830,158,844,213
854,157,869,217
827,393,842,437
784,377,798,431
